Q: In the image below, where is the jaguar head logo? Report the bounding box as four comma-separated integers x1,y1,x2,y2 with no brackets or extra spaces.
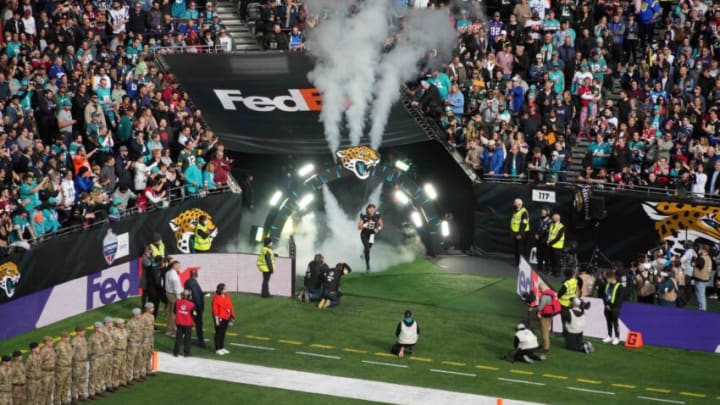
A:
336,146,380,180
642,202,720,254
169,208,218,253
0,262,20,298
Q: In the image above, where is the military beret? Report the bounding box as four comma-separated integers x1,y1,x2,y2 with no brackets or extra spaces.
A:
12,351,21,358
144,302,154,309
44,336,53,342
116,319,125,325
60,331,69,338
94,322,103,328
29,342,38,349
1,355,10,362
104,316,113,324
75,326,84,332
132,308,141,315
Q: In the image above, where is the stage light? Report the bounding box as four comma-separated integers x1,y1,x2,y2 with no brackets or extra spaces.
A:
441,220,450,237
410,211,423,228
423,183,438,200
253,226,265,242
269,190,283,206
298,163,315,178
395,160,410,172
298,193,314,209
394,189,410,205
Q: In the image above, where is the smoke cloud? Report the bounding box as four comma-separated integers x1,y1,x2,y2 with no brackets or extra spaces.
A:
305,1,456,153
281,183,423,272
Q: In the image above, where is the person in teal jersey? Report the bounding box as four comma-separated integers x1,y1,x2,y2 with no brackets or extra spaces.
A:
548,62,565,95
427,69,452,101
171,0,187,19
203,162,217,190
184,157,205,195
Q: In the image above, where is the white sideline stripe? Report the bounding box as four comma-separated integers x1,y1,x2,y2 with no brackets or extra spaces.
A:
229,343,275,351
498,377,545,386
296,351,341,360
430,369,477,377
637,396,685,404
568,387,616,395
157,352,542,405
362,360,408,368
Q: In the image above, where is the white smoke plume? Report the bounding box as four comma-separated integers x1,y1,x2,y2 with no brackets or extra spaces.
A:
369,8,457,149
281,183,422,272
306,1,456,153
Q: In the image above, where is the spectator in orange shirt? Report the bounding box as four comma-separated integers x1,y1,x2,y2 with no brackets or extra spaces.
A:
72,147,96,175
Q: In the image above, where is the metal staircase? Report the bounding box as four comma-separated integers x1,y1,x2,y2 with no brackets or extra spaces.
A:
215,0,261,51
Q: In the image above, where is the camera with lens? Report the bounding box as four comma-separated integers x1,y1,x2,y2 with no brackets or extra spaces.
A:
521,291,536,306
579,299,591,310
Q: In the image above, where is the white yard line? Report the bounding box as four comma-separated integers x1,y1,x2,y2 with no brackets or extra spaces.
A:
361,360,409,368
637,396,685,404
296,351,341,360
498,377,546,386
229,343,275,351
157,352,542,405
568,387,616,395
429,369,477,377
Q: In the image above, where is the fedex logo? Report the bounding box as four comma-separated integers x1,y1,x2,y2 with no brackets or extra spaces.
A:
87,265,138,309
214,88,322,112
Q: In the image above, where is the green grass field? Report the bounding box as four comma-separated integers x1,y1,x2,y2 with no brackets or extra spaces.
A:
1,260,717,404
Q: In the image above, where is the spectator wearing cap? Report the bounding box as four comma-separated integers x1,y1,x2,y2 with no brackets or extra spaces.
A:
0,354,11,404
26,341,42,401
11,350,25,404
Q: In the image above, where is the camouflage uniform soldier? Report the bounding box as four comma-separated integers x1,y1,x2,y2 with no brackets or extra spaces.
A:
71,326,88,403
126,308,144,383
54,332,72,405
26,342,43,405
0,355,12,405
111,319,129,389
88,322,105,399
40,336,56,405
11,351,25,405
102,317,115,393
141,303,156,378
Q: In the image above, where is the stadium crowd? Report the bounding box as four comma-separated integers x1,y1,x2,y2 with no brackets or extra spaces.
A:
392,0,720,199
0,0,234,249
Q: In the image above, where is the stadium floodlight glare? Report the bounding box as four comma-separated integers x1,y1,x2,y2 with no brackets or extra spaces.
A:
410,211,423,228
394,189,410,205
254,226,265,242
298,163,315,178
269,190,283,206
441,220,450,237
298,193,314,210
395,160,410,172
423,183,438,200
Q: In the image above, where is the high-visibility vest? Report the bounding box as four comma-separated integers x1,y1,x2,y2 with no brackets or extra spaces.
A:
605,282,620,305
511,207,530,232
398,321,418,345
548,222,565,249
256,246,275,273
558,277,578,307
149,242,165,258
193,223,212,251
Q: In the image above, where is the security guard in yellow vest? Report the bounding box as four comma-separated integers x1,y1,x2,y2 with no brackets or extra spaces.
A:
511,198,530,266
546,213,565,277
193,215,213,252
146,233,168,318
557,268,583,336
256,238,276,298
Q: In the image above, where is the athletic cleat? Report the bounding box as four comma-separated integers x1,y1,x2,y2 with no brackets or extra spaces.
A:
587,342,594,352
317,298,326,309
612,338,620,345
215,349,225,355
522,354,534,364
537,354,546,361
602,337,612,343
398,347,404,358
583,343,591,354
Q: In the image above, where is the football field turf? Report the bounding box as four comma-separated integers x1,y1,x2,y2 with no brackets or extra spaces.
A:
1,260,717,404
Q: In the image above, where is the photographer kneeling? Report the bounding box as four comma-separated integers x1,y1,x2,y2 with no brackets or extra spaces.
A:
511,323,546,364
562,298,594,354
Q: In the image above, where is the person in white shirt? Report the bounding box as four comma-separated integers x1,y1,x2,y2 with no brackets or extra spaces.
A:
218,29,232,52
133,156,158,192
60,170,76,213
511,323,545,363
109,0,129,34
165,260,183,335
21,9,36,36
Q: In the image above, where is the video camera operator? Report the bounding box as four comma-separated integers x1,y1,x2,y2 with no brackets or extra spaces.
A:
562,298,594,353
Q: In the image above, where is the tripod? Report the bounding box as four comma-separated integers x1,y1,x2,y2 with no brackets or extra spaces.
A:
588,218,613,273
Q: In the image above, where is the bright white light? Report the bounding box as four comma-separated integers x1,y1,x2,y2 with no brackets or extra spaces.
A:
298,193,314,210
424,183,438,200
280,217,294,238
395,160,410,172
394,189,410,205
269,191,283,206
298,163,315,178
254,226,265,242
441,220,450,237
410,211,423,228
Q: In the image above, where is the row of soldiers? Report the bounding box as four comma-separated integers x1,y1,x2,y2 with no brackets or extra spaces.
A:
0,303,157,404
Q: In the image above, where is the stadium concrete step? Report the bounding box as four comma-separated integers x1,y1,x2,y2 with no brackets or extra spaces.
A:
215,2,262,51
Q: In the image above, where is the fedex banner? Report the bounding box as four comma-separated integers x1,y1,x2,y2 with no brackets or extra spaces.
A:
516,257,540,307
0,253,294,341
159,53,428,154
